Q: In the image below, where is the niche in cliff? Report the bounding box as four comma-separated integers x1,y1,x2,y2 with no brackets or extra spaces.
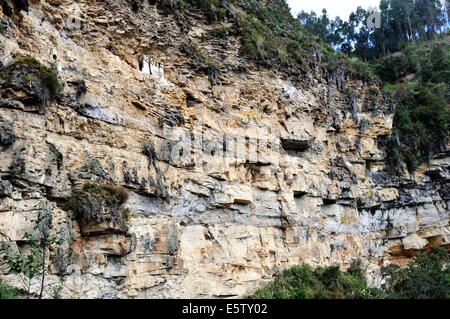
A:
280,138,311,153
130,0,141,13
66,183,132,237
1,0,28,17
185,91,201,107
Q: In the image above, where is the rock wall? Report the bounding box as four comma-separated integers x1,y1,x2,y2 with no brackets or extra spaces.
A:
0,0,449,298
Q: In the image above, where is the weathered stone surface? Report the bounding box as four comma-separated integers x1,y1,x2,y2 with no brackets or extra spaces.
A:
0,115,15,147
222,184,253,205
402,234,428,250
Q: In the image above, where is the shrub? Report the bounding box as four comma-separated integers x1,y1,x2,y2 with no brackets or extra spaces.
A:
237,13,292,66
191,0,229,21
215,26,228,38
420,44,450,85
380,41,450,173
157,0,188,13
382,83,398,94
4,55,62,107
346,259,366,281
234,4,327,71
249,264,379,299
81,183,129,205
233,0,357,76
388,83,450,172
181,43,220,84
385,134,403,174
156,0,189,28
156,0,375,81
251,249,450,299
373,52,416,83
381,247,450,299
157,0,230,23
0,202,62,299
345,57,377,83
68,183,130,233
0,280,19,299
364,87,378,111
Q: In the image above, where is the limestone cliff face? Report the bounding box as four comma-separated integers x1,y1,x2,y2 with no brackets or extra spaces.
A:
0,1,449,298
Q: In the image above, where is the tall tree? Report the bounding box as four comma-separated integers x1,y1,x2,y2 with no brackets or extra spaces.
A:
297,0,449,60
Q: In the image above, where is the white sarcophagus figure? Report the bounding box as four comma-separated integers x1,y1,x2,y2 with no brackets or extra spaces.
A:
141,56,163,80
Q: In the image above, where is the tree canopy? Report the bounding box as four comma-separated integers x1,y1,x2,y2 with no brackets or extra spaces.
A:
297,0,449,60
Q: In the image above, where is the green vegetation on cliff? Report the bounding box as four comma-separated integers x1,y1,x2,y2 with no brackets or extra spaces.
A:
0,280,19,299
382,40,450,173
381,248,450,299
2,55,62,108
250,248,450,299
156,0,360,76
235,0,331,69
250,261,379,299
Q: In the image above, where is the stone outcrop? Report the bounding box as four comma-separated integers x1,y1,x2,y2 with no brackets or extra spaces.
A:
0,1,449,299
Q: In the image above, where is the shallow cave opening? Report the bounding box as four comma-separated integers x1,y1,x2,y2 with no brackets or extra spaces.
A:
322,197,338,205
131,0,140,13
293,191,307,198
280,138,311,157
1,0,13,16
1,0,28,16
13,0,28,12
185,92,200,107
